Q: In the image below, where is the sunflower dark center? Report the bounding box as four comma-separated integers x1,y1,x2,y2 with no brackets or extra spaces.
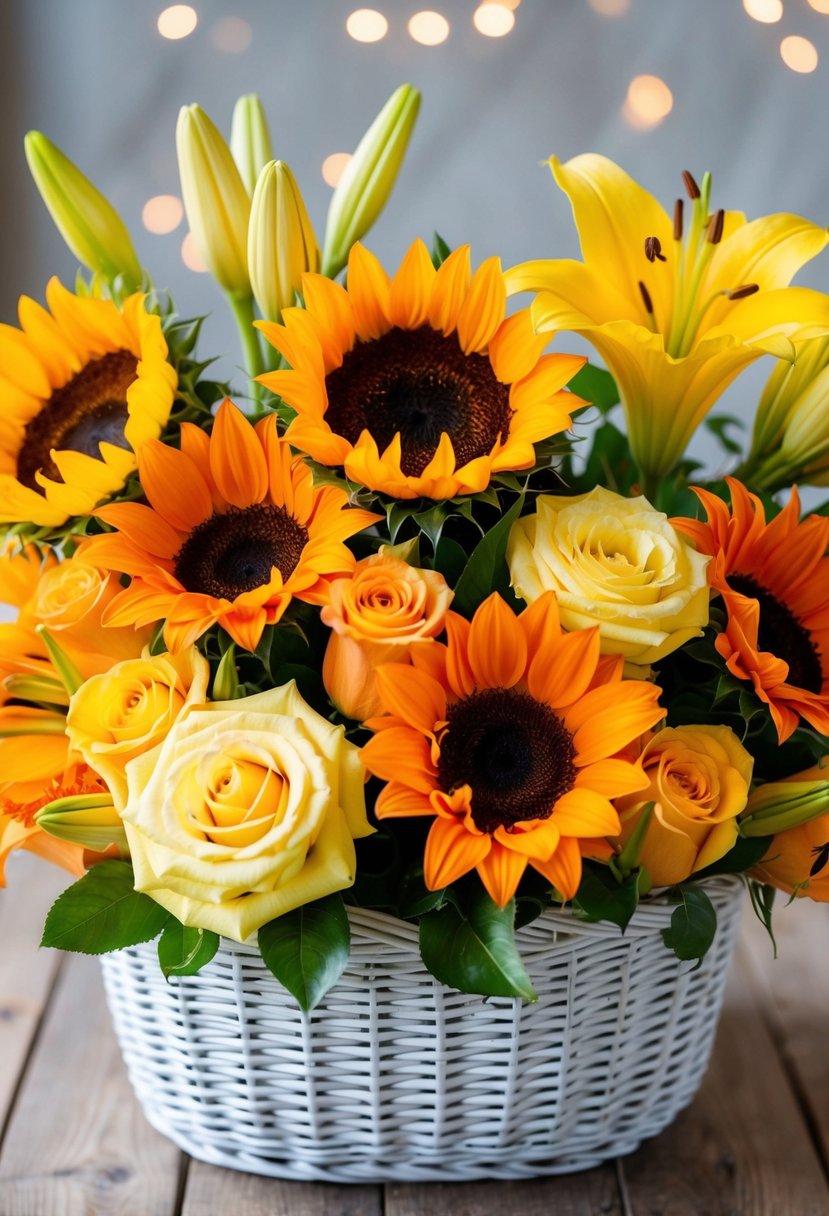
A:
16,349,137,491
729,572,823,695
324,326,512,477
437,687,576,834
174,504,309,599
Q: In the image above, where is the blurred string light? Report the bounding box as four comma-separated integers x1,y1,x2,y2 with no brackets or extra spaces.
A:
322,153,353,187
211,16,252,52
181,232,207,272
588,0,631,15
408,11,450,44
473,4,515,36
623,75,673,129
346,9,388,42
741,0,783,22
157,4,198,39
780,34,819,71
142,195,184,234
807,0,829,12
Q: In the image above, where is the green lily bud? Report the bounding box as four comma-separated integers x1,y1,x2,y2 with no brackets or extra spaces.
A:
176,103,251,297
230,94,274,196
212,644,241,700
24,131,143,293
249,160,320,321
35,791,129,857
322,83,421,279
741,765,829,837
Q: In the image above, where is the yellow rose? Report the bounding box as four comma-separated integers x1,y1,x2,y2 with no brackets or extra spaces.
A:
507,487,710,668
616,725,753,886
66,648,210,811
122,681,373,941
28,559,152,675
321,551,452,720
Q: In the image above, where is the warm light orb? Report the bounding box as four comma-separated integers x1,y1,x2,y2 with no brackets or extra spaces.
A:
346,8,388,42
588,0,631,14
142,195,184,235
473,4,516,36
780,34,819,71
624,74,674,128
181,232,208,272
499,0,522,8
807,0,829,12
742,0,783,20
157,4,198,39
322,153,353,187
211,16,252,52
408,11,450,44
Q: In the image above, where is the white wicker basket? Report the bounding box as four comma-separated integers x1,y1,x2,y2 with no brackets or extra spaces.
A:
100,876,743,1182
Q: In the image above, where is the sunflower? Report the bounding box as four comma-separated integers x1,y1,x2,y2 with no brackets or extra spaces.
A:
0,279,177,529
674,477,829,743
360,591,663,906
256,240,584,500
80,399,380,653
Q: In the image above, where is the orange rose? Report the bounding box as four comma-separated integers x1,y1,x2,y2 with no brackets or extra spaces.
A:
321,551,452,720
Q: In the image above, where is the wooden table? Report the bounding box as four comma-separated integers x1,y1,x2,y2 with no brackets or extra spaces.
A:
1,855,827,1216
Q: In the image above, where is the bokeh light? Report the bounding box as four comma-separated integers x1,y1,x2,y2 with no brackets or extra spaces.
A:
807,0,829,12
473,4,516,36
157,5,198,39
780,35,819,72
322,153,353,187
346,9,388,42
211,16,253,52
499,0,522,9
588,0,631,15
408,11,450,45
181,232,208,272
623,75,674,129
142,195,184,234
741,0,783,22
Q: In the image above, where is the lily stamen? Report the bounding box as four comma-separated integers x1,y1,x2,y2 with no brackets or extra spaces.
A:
728,283,760,300
673,199,683,242
638,280,654,316
682,169,701,200
707,209,725,245
644,236,667,263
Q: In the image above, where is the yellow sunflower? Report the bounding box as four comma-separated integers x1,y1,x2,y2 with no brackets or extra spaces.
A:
0,277,177,528
80,398,380,652
256,240,584,500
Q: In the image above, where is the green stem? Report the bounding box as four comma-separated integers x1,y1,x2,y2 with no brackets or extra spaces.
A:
227,292,265,401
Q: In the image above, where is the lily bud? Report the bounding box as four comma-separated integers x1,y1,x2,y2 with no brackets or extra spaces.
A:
747,338,829,491
35,791,129,858
741,764,829,837
230,94,274,196
176,103,251,297
24,131,143,293
322,83,421,279
249,160,320,321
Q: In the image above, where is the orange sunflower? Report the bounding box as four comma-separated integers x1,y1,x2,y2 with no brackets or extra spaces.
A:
361,592,663,906
80,399,379,653
256,240,584,500
674,477,829,743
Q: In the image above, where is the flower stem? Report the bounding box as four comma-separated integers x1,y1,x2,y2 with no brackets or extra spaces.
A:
227,292,265,400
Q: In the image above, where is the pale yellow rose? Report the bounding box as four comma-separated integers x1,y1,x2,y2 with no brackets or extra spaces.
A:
507,487,710,668
321,551,452,720
66,648,210,811
122,681,373,942
28,559,152,674
616,725,753,886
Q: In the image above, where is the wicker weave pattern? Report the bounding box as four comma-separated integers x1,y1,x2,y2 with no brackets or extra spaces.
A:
101,877,743,1182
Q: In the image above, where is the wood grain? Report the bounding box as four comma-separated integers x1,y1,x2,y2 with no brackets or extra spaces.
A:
181,1166,382,1216
0,953,183,1216
619,948,829,1216
386,1169,623,1216
0,854,64,1132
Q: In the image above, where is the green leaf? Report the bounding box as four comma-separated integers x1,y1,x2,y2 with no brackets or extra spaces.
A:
41,861,169,955
691,833,773,879
431,536,467,585
158,922,219,979
705,413,745,457
419,888,536,1001
452,494,524,618
573,863,640,932
568,363,619,413
431,232,452,268
661,887,718,964
258,894,350,1012
411,503,449,552
398,863,453,918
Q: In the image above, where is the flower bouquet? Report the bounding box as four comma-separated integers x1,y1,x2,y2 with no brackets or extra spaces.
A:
3,86,829,1181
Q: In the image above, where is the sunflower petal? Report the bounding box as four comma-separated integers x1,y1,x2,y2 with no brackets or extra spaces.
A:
467,593,527,689
476,842,527,908
209,399,268,507
455,256,507,355
424,816,491,891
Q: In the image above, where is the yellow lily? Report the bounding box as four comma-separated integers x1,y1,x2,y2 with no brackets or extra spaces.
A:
248,160,320,322
741,337,829,490
506,155,829,490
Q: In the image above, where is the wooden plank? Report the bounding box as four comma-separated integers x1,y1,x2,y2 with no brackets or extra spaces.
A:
0,952,183,1216
386,1169,623,1216
181,1167,382,1216
741,898,829,1168
619,947,829,1215
0,854,65,1131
